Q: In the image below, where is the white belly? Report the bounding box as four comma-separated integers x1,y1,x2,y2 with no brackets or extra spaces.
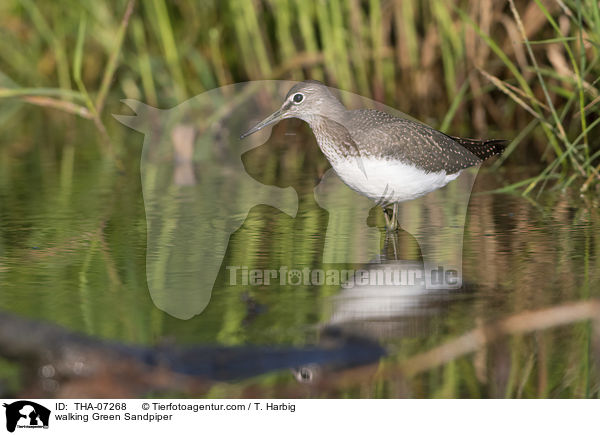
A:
331,157,460,204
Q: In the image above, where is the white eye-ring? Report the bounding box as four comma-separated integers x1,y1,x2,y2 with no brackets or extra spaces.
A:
292,93,304,104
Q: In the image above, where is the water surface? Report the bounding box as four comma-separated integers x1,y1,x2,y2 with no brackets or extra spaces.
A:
0,102,598,398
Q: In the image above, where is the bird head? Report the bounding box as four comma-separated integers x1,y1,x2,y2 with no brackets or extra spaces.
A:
240,80,345,138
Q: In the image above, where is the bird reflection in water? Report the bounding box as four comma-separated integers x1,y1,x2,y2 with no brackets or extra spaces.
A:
294,229,462,384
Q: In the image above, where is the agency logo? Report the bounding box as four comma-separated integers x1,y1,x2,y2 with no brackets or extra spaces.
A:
3,401,50,433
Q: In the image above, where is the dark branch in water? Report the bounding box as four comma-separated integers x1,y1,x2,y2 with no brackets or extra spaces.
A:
0,310,384,398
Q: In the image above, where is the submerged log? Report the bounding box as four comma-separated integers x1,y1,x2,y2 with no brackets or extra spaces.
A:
0,311,384,398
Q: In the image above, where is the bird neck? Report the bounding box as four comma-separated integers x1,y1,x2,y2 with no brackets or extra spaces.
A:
300,96,348,124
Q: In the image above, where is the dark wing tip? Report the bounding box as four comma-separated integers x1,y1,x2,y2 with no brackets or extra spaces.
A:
488,139,509,156
450,136,509,160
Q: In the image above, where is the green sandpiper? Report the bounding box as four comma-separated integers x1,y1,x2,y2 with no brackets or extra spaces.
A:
241,80,507,230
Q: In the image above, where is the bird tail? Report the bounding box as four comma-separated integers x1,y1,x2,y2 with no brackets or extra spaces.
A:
449,136,508,161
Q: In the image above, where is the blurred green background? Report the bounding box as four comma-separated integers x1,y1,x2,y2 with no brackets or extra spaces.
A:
1,0,599,189
0,0,599,398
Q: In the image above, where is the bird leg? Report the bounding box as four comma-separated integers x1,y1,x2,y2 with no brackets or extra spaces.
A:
383,207,392,228
391,202,399,229
382,230,400,260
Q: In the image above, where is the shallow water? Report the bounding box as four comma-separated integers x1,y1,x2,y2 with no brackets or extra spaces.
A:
0,97,599,398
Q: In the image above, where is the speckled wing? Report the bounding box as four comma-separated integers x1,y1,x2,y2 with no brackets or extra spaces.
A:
347,109,494,174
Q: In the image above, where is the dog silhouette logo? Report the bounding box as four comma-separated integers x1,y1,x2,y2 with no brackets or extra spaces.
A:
114,82,299,319
3,401,50,432
114,81,475,319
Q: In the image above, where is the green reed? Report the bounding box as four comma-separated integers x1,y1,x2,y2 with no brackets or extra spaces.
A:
0,0,598,189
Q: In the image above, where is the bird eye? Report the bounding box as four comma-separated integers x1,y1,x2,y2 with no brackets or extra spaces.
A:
293,93,304,103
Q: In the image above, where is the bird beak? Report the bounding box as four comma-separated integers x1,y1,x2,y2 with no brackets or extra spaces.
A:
240,109,283,139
